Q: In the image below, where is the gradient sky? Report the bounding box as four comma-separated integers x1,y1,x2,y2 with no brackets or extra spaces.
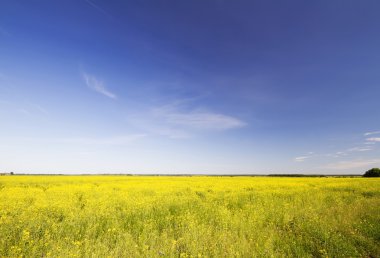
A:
1,0,380,174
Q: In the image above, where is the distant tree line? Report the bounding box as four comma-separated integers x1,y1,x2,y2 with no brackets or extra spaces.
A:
268,174,327,177
363,168,380,177
0,172,14,176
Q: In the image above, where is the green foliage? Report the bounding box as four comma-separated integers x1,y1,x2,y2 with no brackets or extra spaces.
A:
363,168,380,177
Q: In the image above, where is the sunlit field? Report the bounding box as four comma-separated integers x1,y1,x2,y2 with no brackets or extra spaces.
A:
0,176,379,257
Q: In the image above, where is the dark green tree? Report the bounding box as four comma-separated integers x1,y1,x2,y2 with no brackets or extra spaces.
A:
363,168,380,177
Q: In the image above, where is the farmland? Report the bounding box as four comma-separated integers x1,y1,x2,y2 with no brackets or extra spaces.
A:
0,176,379,257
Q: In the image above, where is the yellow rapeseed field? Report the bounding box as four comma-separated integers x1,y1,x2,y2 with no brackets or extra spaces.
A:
0,176,379,257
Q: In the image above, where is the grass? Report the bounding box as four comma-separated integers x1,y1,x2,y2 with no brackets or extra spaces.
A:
0,176,379,257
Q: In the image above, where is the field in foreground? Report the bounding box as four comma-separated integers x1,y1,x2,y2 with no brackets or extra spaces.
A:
0,176,379,257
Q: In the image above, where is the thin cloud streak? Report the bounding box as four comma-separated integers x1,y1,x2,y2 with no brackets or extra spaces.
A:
324,159,380,170
160,111,245,130
84,0,112,18
364,131,380,136
128,100,246,139
294,151,315,162
366,137,380,142
294,156,309,162
82,72,117,99
322,132,378,158
346,147,373,152
152,105,246,130
325,147,373,158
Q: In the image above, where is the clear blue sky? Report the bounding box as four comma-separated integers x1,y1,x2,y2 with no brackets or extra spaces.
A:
1,0,380,174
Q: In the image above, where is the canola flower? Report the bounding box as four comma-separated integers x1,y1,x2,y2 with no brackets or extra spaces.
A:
0,176,379,257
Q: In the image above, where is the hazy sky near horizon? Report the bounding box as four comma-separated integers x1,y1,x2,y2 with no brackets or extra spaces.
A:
1,0,380,174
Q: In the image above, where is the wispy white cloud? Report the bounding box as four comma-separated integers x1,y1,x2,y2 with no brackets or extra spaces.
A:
324,159,380,170
162,111,245,130
84,0,112,18
325,151,348,158
364,131,380,136
294,156,309,162
82,72,117,99
346,146,373,152
326,143,375,158
152,106,246,130
296,132,377,163
366,137,380,142
294,151,315,162
127,101,246,139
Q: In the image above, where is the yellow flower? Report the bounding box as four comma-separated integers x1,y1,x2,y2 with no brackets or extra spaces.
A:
22,230,30,241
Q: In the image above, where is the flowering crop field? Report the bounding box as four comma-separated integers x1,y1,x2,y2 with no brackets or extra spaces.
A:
0,176,379,257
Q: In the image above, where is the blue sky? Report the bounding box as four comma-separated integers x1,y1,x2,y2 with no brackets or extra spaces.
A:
1,0,380,174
